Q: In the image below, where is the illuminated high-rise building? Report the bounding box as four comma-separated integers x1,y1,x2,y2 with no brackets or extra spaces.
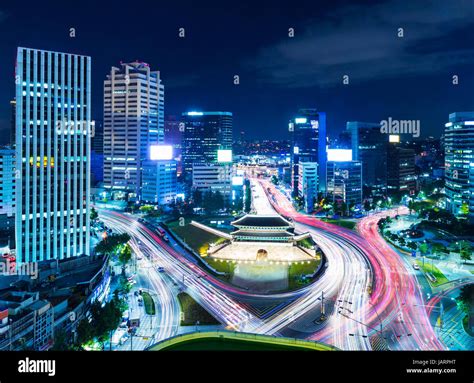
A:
387,144,417,194
15,47,91,263
290,109,327,195
297,162,318,213
181,111,232,188
347,121,387,191
326,149,362,207
444,112,474,221
0,147,15,246
103,61,164,199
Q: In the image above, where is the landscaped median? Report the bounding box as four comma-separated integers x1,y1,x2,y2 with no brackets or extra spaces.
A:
147,331,339,351
320,218,357,230
142,291,156,315
178,292,220,326
414,259,449,287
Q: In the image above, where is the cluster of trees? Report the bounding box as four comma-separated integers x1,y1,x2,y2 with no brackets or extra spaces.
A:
118,244,132,273
244,180,252,212
90,207,98,221
456,284,474,327
417,208,474,236
137,204,162,217
94,233,131,255
76,294,126,349
381,221,472,263
192,189,225,214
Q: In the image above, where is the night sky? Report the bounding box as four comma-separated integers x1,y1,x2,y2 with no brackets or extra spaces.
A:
0,0,473,143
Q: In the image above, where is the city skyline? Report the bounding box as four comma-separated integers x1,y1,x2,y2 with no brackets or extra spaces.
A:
0,0,473,374
0,0,473,143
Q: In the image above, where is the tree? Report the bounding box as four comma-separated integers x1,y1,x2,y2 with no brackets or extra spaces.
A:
460,201,469,216
271,175,279,185
459,240,472,263
340,201,348,217
456,284,474,315
431,242,447,258
118,243,132,271
233,196,244,212
91,299,123,348
139,205,154,214
418,242,429,255
407,241,417,251
94,233,131,255
244,182,252,212
363,200,371,213
213,190,225,211
51,329,71,351
76,319,95,347
192,189,203,207
90,207,98,221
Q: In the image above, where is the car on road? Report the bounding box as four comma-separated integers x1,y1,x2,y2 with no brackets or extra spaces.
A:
157,267,165,273
163,235,169,242
412,263,420,270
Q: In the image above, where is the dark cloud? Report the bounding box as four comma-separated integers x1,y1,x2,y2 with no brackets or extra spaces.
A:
247,0,474,88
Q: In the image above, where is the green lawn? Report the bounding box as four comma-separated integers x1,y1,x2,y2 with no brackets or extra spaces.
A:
157,338,315,351
320,218,356,230
177,292,220,326
142,291,156,315
288,259,320,290
203,257,236,280
168,220,227,256
297,237,314,249
415,260,449,286
149,332,338,351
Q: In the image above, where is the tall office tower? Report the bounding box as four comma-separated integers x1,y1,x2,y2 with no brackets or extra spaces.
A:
142,159,177,205
15,47,91,264
103,61,164,200
192,163,233,200
90,120,103,186
164,115,183,173
290,109,327,196
387,144,417,194
444,112,474,221
181,111,233,189
326,149,363,207
297,162,318,213
347,121,387,192
10,99,16,146
0,147,15,247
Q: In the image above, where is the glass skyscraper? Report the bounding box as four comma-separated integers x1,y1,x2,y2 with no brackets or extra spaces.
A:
15,47,92,264
444,112,474,222
326,160,363,207
181,111,233,186
347,121,387,191
103,61,164,200
290,109,327,195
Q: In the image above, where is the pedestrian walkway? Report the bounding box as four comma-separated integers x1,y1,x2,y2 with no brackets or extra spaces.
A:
437,306,474,350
